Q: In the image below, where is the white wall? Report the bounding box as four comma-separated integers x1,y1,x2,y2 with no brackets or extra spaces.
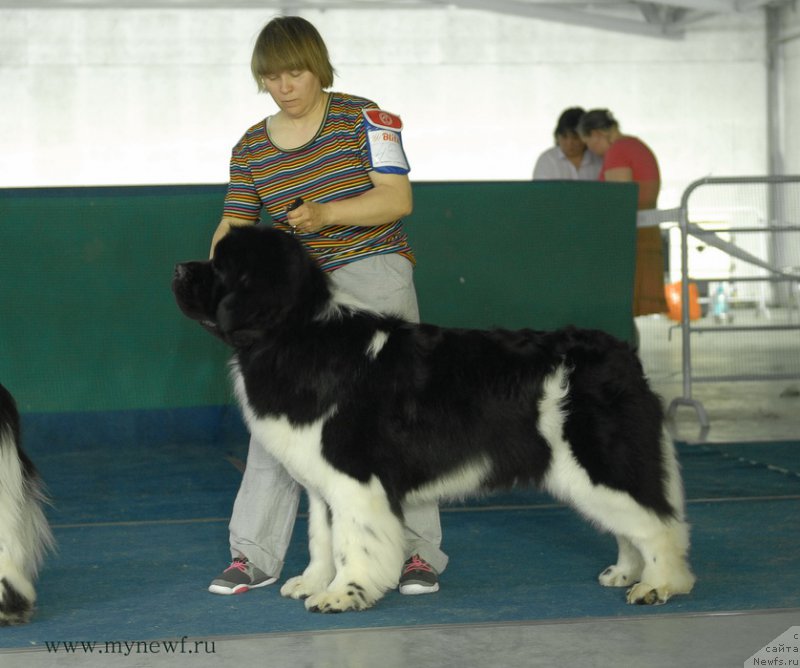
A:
0,6,791,209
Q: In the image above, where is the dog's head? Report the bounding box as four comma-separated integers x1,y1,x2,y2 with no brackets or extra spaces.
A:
172,226,329,347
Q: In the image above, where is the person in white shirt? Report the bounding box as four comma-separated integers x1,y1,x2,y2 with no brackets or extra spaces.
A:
533,107,603,181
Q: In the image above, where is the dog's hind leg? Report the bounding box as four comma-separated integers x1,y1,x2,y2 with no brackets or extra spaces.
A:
563,488,694,604
305,476,405,613
598,520,695,604
624,518,695,605
623,431,696,604
280,490,335,601
543,407,694,605
587,478,695,604
583,501,694,605
594,431,696,605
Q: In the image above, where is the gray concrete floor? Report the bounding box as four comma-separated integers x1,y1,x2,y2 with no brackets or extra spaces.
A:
2,312,797,668
1,609,797,668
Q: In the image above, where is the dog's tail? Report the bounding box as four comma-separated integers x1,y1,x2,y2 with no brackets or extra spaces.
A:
0,412,55,626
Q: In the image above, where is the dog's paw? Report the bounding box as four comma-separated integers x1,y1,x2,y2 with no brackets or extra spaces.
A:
304,583,373,614
280,575,327,600
599,565,636,588
626,582,669,605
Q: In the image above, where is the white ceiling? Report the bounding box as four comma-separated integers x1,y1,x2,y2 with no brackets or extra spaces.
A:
0,0,793,39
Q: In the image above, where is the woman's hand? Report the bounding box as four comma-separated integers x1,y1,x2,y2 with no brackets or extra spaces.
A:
287,173,412,234
287,200,329,234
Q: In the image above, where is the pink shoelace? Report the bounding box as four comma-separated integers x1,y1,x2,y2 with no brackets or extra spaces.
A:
403,554,434,575
225,558,249,574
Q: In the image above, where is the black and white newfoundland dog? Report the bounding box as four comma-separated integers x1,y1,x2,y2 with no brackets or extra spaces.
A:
172,225,695,613
0,383,54,625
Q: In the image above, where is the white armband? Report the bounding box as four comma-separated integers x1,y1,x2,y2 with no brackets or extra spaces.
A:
363,109,410,175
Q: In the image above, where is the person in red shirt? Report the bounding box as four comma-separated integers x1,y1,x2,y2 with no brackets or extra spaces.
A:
578,109,668,317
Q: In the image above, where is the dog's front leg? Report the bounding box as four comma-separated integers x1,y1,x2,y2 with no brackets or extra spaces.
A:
305,477,405,613
280,490,335,600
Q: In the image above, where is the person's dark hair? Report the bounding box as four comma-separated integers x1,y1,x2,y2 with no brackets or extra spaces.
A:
576,109,619,137
554,107,586,139
251,16,336,91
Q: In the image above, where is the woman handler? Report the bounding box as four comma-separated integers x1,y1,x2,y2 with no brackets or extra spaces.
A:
207,16,446,598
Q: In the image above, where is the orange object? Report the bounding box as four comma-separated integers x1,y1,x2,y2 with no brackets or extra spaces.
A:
665,281,701,321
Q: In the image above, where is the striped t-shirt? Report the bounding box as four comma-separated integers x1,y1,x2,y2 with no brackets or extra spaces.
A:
223,92,415,272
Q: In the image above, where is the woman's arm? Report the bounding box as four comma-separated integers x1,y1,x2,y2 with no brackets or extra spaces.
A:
603,166,633,183
604,167,659,210
286,171,413,235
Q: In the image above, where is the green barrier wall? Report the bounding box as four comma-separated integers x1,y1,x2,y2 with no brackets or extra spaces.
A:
0,181,637,413
408,181,637,334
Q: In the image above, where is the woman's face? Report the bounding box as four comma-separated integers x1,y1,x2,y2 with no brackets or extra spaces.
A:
582,129,612,157
262,69,323,117
556,131,587,160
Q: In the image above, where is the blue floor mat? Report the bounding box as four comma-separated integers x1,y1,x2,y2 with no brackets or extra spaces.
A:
1,410,798,648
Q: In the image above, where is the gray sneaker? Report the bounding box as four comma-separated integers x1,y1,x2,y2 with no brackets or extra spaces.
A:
398,554,440,595
208,558,277,595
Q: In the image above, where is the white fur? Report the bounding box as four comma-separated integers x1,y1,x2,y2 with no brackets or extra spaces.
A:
404,455,492,506
366,330,390,360
0,426,54,625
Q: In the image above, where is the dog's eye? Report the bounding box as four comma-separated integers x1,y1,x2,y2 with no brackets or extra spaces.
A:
239,273,252,289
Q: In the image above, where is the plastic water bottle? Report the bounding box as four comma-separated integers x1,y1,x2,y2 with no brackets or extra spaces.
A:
712,283,729,324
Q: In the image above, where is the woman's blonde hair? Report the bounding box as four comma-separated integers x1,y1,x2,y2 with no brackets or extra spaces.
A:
251,16,335,91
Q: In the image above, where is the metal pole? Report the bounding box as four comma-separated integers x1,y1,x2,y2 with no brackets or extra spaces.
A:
667,178,710,431
766,7,787,303
679,204,692,402
765,5,783,179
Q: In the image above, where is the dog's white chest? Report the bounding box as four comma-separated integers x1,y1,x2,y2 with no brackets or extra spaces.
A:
231,365,336,490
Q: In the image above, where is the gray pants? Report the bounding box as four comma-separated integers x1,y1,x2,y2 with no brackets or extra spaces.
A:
228,254,449,578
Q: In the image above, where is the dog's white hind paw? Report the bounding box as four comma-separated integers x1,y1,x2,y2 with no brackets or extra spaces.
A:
599,565,637,588
305,583,373,613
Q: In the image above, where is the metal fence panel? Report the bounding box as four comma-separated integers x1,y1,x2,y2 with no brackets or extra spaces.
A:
666,176,800,427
